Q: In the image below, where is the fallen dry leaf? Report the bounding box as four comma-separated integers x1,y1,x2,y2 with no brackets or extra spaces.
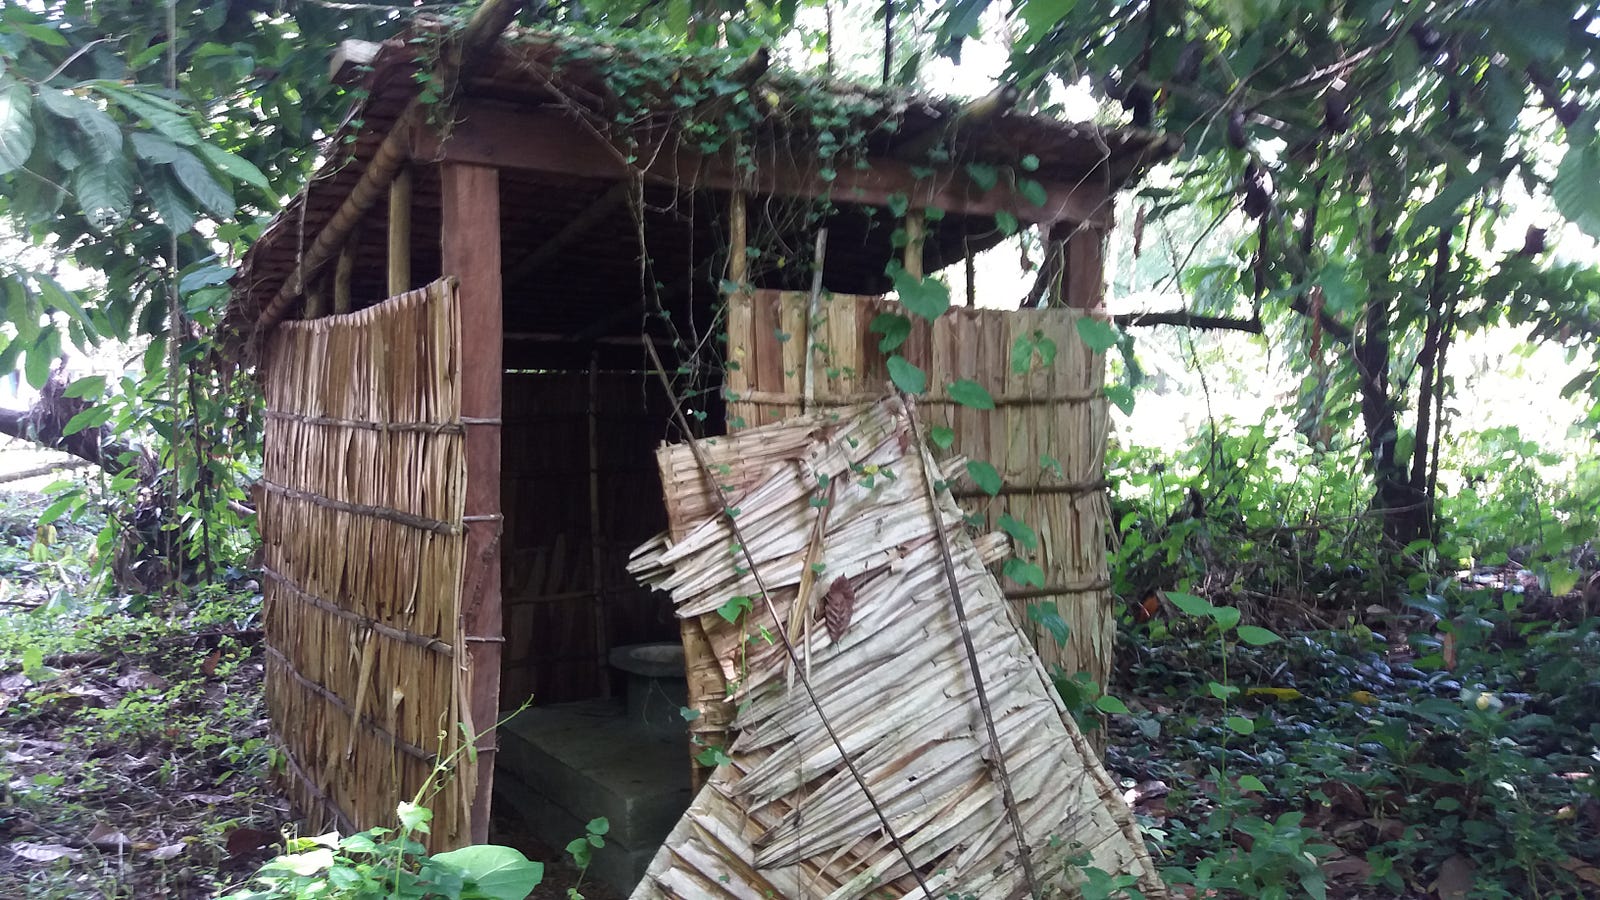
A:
116,670,169,691
1322,854,1372,881
86,822,131,849
1559,857,1600,888
10,842,83,862
823,576,855,643
146,842,186,861
1434,854,1475,900
225,826,278,858
180,792,235,805
201,648,223,677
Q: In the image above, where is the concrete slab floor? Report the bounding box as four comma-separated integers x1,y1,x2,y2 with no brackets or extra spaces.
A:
497,699,694,895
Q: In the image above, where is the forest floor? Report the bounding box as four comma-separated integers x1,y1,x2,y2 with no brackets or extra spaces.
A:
0,483,1596,898
0,491,608,900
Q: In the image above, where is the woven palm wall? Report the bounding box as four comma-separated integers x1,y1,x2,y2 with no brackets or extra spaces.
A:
719,289,1114,688
260,279,473,849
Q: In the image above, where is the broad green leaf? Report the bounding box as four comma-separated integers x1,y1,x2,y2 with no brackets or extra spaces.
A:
170,148,235,218
1209,605,1241,631
966,459,1002,495
24,341,54,390
1166,591,1213,617
198,142,271,192
1237,775,1267,792
62,404,113,436
62,375,106,399
1404,167,1494,240
0,80,37,175
965,162,998,191
146,174,197,233
928,425,955,449
889,263,950,321
36,89,122,161
887,355,926,394
1225,715,1256,735
1095,694,1130,715
1018,178,1047,206
998,513,1038,550
97,83,201,146
34,275,98,342
1074,317,1120,352
1208,681,1240,700
130,131,182,164
71,155,133,228
272,849,335,877
430,845,545,900
994,209,1019,235
1018,0,1080,43
1235,625,1281,646
716,595,752,624
946,378,995,409
1003,557,1046,587
1104,383,1135,415
869,312,910,352
1552,144,1600,240
1026,603,1070,645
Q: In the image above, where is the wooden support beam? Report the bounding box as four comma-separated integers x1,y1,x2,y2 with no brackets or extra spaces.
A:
388,166,413,297
253,0,529,334
304,272,329,319
418,102,1113,228
727,188,748,287
442,162,503,846
1058,223,1107,311
333,233,357,314
902,209,926,279
503,181,630,287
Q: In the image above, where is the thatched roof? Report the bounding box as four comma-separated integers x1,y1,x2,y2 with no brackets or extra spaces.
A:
627,399,1164,897
224,24,1178,351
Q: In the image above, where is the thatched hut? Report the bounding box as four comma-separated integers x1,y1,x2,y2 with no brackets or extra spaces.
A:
223,1,1177,886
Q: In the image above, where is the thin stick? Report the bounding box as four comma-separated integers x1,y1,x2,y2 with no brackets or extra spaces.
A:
801,227,829,413
902,394,1042,896
641,338,933,897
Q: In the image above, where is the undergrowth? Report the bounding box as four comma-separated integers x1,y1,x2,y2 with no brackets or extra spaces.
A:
1092,419,1600,898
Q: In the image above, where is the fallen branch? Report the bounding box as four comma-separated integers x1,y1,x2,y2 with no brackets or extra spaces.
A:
0,459,93,485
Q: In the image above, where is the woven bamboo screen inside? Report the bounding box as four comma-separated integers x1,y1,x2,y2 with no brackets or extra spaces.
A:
500,370,676,707
260,278,473,849
717,288,1113,687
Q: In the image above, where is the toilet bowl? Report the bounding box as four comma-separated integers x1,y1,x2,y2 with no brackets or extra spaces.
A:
609,642,688,735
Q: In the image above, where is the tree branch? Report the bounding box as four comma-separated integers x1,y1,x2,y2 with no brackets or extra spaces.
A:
1113,310,1264,333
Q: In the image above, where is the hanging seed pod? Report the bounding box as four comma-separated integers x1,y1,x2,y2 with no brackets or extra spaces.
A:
1174,40,1204,82
1227,110,1247,149
1323,89,1352,134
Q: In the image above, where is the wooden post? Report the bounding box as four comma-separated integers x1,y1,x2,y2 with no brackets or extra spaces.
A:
303,273,329,319
389,166,413,297
586,350,609,698
1059,223,1107,312
728,188,748,288
903,209,926,279
442,162,502,845
334,234,358,314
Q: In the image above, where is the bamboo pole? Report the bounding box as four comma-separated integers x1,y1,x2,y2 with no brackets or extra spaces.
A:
252,0,529,333
389,166,413,296
334,232,358,314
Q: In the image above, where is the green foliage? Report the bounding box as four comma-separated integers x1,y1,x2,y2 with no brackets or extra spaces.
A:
222,820,545,900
